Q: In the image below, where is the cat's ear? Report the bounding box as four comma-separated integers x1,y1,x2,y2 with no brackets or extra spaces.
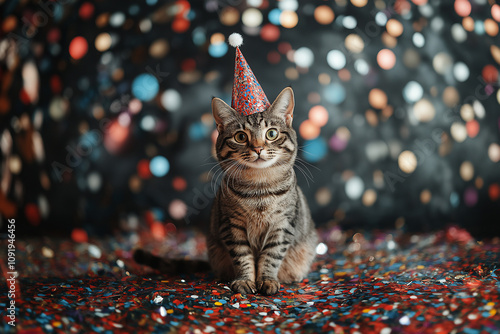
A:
268,87,294,127
212,97,236,132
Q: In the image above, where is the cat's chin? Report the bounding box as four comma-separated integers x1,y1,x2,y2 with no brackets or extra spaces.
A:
242,158,276,169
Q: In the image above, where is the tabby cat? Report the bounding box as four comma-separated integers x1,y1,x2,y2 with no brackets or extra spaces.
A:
207,87,318,295
134,87,318,295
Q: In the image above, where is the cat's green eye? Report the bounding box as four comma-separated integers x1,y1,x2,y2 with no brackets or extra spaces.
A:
234,131,248,143
266,128,279,141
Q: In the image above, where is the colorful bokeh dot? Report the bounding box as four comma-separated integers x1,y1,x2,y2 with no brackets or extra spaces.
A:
69,36,88,60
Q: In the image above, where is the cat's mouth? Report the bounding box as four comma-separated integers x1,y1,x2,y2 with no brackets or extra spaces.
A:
244,156,276,169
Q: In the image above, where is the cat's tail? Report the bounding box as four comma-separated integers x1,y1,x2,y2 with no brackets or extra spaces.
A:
133,249,211,274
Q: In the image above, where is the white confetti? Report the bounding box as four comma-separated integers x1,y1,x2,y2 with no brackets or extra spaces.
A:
88,244,102,258
205,325,216,333
153,295,163,304
399,315,410,325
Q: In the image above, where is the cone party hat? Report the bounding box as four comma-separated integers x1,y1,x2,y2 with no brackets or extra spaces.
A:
229,33,270,116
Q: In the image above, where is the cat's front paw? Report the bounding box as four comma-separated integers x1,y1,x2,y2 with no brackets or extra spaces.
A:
256,277,280,295
230,279,256,294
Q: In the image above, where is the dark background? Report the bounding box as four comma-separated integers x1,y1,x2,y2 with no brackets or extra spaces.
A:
1,0,499,238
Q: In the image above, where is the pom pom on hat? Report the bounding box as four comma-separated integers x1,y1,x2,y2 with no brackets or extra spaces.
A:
228,33,243,48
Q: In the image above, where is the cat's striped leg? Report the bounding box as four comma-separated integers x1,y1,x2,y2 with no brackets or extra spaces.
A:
278,231,318,283
255,226,292,295
219,219,256,294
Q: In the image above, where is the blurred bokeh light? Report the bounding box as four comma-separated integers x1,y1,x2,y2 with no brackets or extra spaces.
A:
0,0,499,238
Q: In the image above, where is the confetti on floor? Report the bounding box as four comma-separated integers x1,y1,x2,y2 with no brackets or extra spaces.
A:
1,227,499,333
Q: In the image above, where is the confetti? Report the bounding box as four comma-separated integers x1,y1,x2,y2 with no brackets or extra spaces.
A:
1,226,499,333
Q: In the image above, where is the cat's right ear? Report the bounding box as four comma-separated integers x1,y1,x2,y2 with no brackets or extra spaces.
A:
268,87,295,127
212,97,235,132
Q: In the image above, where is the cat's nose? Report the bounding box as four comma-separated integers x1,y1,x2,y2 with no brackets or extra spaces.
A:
252,146,263,154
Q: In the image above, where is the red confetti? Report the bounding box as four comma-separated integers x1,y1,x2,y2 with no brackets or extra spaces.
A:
267,51,281,64
69,36,88,60
19,88,31,104
172,18,190,33
79,2,95,20
25,203,41,225
181,58,196,72
482,64,499,83
46,28,61,44
50,75,62,94
165,222,177,233
71,228,88,243
489,183,500,200
137,159,152,179
466,119,480,138
446,225,473,244
172,177,187,191
150,221,166,240
260,24,280,42
278,42,292,54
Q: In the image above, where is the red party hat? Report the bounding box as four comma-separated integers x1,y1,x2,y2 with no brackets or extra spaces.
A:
229,33,270,116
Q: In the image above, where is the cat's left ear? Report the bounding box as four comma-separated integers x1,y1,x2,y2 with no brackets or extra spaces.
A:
267,87,294,127
212,97,236,132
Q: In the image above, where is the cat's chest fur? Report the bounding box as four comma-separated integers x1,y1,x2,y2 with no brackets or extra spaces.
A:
247,219,270,251
239,195,288,251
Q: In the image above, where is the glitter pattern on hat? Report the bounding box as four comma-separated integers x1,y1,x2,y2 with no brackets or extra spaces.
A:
231,39,270,116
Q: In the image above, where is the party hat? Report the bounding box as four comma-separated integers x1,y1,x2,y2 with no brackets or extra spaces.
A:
229,33,270,116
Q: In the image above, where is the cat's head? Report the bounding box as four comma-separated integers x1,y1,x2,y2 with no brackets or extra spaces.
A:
212,87,297,170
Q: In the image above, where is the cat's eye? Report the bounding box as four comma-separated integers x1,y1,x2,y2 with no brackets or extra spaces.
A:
266,128,279,141
234,131,248,143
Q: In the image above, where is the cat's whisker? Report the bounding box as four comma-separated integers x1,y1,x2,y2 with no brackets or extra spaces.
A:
211,168,225,194
202,153,218,161
294,160,315,181
293,164,313,188
220,160,241,197
200,160,221,167
295,156,321,171
210,160,233,191
295,160,315,180
206,157,236,192
211,159,239,194
211,168,224,194
208,162,223,177
227,164,242,195
228,163,244,196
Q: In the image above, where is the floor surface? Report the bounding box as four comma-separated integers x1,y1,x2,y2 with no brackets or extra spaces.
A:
1,226,499,333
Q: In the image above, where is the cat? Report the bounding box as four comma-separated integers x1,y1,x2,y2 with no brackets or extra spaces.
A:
134,87,318,295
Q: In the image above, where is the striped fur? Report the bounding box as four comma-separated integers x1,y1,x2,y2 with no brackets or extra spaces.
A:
210,87,318,295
